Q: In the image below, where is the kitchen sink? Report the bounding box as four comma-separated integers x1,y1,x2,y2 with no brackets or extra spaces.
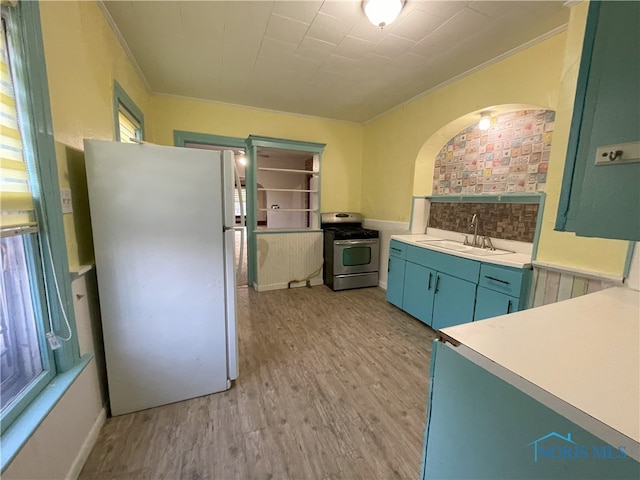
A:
416,239,513,256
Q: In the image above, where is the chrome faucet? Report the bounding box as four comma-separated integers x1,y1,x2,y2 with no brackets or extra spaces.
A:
470,213,479,247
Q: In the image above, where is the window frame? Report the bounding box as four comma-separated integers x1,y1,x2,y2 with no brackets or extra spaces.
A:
113,80,144,142
1,1,84,470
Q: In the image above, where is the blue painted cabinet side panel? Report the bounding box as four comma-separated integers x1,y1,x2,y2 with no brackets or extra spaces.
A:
564,1,640,241
474,286,520,321
431,273,476,330
402,261,435,325
423,342,639,479
386,256,406,308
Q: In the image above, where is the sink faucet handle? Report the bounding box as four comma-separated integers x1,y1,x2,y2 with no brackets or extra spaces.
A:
483,236,495,251
463,235,470,246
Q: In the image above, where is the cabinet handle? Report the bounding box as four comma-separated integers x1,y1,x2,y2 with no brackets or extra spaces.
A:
434,275,440,294
507,300,512,314
484,275,510,285
391,247,401,253
428,272,433,290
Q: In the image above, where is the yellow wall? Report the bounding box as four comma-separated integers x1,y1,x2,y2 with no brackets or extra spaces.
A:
151,96,364,213
39,0,152,270
362,32,567,222
361,1,629,276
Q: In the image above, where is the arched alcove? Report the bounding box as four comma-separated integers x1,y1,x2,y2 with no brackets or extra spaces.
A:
413,104,554,196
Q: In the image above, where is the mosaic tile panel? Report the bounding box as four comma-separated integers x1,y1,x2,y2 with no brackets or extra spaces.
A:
433,109,555,195
429,202,539,243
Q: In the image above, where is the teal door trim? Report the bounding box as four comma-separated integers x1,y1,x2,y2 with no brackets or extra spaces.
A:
555,0,601,231
173,131,246,149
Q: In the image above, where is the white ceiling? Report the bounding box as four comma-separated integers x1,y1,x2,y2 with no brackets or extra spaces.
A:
102,1,570,123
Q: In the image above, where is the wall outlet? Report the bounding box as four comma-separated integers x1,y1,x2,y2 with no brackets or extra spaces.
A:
60,188,73,214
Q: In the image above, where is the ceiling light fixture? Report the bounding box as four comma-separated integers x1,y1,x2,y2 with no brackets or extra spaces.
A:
363,0,404,29
478,112,491,131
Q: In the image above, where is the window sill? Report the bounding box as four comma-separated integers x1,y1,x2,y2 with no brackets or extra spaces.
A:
0,354,93,473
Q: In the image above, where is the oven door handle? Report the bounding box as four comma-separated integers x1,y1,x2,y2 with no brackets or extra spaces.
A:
334,239,379,245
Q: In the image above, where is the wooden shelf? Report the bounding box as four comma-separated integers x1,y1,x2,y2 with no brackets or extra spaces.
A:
257,188,318,193
257,208,318,212
258,167,317,175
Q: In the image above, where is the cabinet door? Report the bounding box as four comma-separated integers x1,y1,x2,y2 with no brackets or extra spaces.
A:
474,286,519,322
556,1,640,240
386,256,406,308
402,261,435,326
431,272,476,330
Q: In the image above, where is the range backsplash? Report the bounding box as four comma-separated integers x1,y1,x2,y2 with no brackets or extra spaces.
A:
429,202,539,243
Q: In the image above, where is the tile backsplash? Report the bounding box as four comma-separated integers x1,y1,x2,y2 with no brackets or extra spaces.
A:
432,109,555,195
429,202,539,243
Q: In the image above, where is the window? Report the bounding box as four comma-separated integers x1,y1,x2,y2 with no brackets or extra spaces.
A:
0,14,55,428
1,1,80,458
113,81,144,142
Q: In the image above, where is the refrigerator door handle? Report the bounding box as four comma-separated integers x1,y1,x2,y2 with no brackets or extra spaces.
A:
233,159,245,284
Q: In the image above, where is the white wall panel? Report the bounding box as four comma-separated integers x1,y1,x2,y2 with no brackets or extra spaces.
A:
256,232,324,291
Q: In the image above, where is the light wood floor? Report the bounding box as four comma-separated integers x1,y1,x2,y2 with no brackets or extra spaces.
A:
79,286,438,480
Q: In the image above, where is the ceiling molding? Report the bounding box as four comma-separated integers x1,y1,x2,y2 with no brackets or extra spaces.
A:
153,92,363,126
97,1,152,93
364,23,569,125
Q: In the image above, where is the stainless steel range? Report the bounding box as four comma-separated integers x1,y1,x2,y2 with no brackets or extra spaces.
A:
322,212,379,291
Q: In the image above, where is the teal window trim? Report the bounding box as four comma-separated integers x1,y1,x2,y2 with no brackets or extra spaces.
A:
113,80,144,141
1,0,82,463
173,130,246,149
555,0,601,231
1,355,92,472
3,0,79,372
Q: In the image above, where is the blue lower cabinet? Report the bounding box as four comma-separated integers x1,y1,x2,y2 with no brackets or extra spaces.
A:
431,273,477,330
386,256,406,308
474,286,520,321
421,341,640,479
402,261,435,325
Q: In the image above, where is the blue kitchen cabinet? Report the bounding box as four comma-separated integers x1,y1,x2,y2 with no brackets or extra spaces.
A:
474,286,519,321
402,261,435,325
431,273,477,330
421,340,640,479
386,239,532,328
474,263,531,321
386,240,407,308
386,255,406,308
556,1,640,241
399,244,479,328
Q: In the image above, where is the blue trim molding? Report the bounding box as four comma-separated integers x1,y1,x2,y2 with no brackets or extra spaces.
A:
113,80,145,141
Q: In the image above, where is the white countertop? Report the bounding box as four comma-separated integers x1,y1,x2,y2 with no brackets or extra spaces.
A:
441,287,640,448
391,234,532,269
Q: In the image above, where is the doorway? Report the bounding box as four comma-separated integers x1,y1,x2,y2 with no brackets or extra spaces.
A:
183,141,248,287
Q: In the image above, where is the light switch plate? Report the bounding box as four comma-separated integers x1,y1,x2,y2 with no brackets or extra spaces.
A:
60,188,73,214
595,141,640,166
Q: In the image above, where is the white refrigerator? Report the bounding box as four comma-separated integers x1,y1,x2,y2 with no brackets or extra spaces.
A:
84,140,240,416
